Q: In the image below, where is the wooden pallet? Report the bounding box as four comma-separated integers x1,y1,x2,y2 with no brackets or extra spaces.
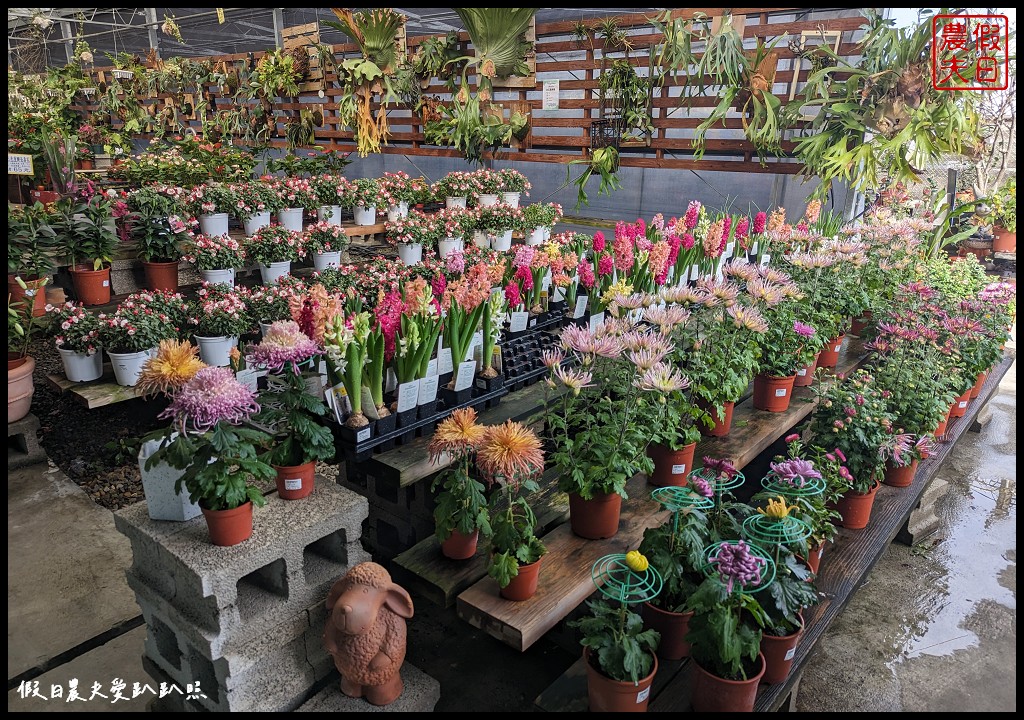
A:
46,368,141,409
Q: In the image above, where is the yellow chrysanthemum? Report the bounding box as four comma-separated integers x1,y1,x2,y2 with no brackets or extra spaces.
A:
136,340,207,398
428,407,488,461
757,496,799,521
625,550,649,572
476,420,545,483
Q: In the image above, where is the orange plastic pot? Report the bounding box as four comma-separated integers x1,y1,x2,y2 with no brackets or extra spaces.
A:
585,647,658,712
992,226,1016,253
802,541,826,576
699,399,735,437
499,557,541,601
949,389,971,419
69,265,111,306
691,653,766,712
647,441,696,487
883,459,918,488
142,261,180,292
817,334,846,369
642,602,694,660
850,311,873,337
201,501,254,546
569,491,622,539
793,353,819,388
7,275,47,317
761,615,803,685
273,461,315,500
835,480,881,530
441,529,479,560
969,371,988,400
752,374,796,412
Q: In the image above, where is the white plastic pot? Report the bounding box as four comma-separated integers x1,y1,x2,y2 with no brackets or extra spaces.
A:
387,201,410,222
527,226,546,246
318,205,342,226
138,435,203,522
477,193,499,207
259,261,291,285
198,213,229,236
445,196,467,209
194,335,239,367
502,191,521,208
438,238,463,258
353,205,377,226
472,230,490,249
59,348,103,383
108,349,150,387
199,268,235,287
278,207,304,232
490,230,513,252
397,243,423,266
242,211,271,236
313,251,341,271
260,320,274,337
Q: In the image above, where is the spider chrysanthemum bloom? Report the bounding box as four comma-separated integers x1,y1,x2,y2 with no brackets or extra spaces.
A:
745,277,784,306
159,366,260,433
428,407,487,462
758,496,799,521
636,362,689,394
661,285,705,305
722,261,759,282
628,348,667,371
137,339,207,398
248,320,322,372
542,348,564,368
553,365,594,394
476,421,545,484
726,304,768,333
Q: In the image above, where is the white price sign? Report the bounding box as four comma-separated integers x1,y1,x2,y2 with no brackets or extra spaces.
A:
454,360,476,392
396,381,419,413
542,79,560,110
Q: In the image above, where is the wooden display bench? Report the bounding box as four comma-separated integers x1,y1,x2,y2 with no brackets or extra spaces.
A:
534,354,1014,712
46,363,142,409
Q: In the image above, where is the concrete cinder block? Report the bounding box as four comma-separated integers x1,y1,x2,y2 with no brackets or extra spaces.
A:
296,664,441,713
8,414,46,470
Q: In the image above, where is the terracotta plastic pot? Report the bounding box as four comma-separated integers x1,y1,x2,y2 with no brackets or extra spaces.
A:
69,265,111,306
803,541,826,576
970,371,988,400
142,260,179,292
992,226,1016,253
761,615,803,684
273,461,315,500
883,459,918,488
569,491,622,539
641,602,694,660
849,311,873,337
441,529,479,560
691,653,766,712
202,501,254,546
647,441,696,487
8,354,35,423
699,399,735,437
8,275,48,317
752,374,796,412
949,389,972,418
499,557,541,601
585,647,657,712
835,480,881,530
793,353,820,387
817,334,846,369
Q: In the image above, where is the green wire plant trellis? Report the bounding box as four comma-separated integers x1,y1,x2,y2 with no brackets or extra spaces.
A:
591,553,664,605
690,466,746,494
760,470,827,498
702,539,776,594
742,513,812,546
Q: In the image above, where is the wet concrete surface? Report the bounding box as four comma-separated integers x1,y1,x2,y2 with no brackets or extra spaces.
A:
799,363,1017,712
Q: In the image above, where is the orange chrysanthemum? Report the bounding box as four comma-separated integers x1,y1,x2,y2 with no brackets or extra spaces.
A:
476,420,545,484
136,339,207,398
429,407,488,461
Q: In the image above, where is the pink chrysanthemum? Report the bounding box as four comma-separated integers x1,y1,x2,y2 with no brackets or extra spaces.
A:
160,366,261,433
248,320,322,372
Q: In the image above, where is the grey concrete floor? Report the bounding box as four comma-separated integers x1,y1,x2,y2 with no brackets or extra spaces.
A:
799,363,1017,713
7,366,1016,713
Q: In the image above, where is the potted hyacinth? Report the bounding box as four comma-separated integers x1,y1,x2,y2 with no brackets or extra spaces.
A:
496,168,531,207
245,225,305,285
393,278,444,419
471,168,502,207
440,262,494,403
323,310,375,439
184,233,245,287
189,289,250,367
474,203,523,251
233,180,281,235
249,320,334,500
312,174,352,226
428,407,491,560
434,171,477,209
379,171,418,221
274,177,317,231
387,208,439,266
304,221,349,270
45,301,103,382
188,182,238,237
349,178,382,226
522,202,562,245
143,366,275,546
434,206,473,258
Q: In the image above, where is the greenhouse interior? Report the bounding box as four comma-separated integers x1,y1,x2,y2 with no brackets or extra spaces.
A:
7,6,1016,714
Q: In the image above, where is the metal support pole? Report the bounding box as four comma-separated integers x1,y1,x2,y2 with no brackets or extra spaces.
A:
272,9,284,49
146,8,161,60
60,20,75,63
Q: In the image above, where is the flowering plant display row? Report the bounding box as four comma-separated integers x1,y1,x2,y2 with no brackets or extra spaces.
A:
183,234,245,271
244,224,306,265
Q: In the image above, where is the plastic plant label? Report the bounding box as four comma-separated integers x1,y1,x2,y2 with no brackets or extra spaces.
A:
672,464,687,475
427,358,439,377
385,367,398,393
797,368,807,377
834,342,842,352
958,401,967,409
589,312,605,332
356,427,371,443
785,648,796,661
690,264,700,279
775,388,788,397
396,381,419,413
552,286,565,302
542,272,551,291
510,311,529,332
438,348,454,375
284,478,303,491
751,240,760,255
102,280,110,287
454,360,476,392
637,687,650,703
761,254,772,267
235,369,258,392
724,241,735,257
361,387,380,419
418,375,439,405
573,296,588,318
529,316,538,328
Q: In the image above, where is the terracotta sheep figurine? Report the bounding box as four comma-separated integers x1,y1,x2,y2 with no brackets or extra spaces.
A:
323,562,415,706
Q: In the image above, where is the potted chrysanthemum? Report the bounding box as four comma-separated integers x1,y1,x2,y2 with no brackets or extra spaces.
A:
143,366,275,545
428,407,490,560
249,320,334,500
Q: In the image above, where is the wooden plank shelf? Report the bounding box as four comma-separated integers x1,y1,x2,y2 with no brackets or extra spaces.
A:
533,353,1014,712
46,367,141,409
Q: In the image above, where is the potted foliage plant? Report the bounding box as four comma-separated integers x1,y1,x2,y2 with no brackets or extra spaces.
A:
249,321,333,500
183,233,245,287
187,182,238,237
304,221,349,271
189,289,250,367
8,202,59,317
753,311,816,412
479,420,547,601
8,288,46,423
522,202,563,245
245,225,305,285
571,551,662,712
143,366,274,546
990,177,1016,253
45,301,103,382
350,178,382,226
67,195,119,306
428,407,490,560
233,180,281,235
134,212,188,292
645,383,703,487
